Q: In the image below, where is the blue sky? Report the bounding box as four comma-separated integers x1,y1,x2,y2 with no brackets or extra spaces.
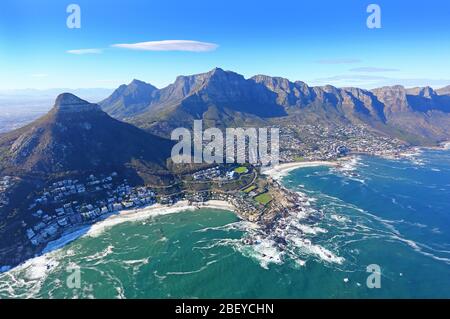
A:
1,0,450,90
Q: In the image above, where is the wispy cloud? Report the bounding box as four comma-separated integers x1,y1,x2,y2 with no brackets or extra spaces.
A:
350,67,400,73
316,74,388,82
312,74,450,89
111,40,218,52
67,48,103,55
315,58,362,65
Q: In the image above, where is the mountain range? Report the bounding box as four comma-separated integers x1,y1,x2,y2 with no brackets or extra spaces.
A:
1,68,450,267
100,68,450,145
2,67,450,208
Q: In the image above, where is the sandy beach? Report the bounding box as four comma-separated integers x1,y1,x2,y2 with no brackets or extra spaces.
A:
39,200,236,255
85,200,236,237
1,200,237,278
262,161,338,180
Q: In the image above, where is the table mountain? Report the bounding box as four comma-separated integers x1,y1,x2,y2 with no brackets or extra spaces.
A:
100,68,450,145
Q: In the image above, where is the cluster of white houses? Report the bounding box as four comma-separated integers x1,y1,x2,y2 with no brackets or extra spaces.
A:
26,185,243,247
192,166,239,181
25,172,157,246
279,123,407,162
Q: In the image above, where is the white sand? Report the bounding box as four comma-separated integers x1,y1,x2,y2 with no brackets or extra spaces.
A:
5,200,236,275
86,200,236,237
262,161,337,180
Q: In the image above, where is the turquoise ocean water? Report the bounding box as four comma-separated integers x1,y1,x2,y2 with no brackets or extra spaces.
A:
0,148,449,298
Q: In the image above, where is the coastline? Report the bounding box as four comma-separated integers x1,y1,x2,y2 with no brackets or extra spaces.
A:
4,144,449,273
52,200,236,245
262,161,338,181
261,141,450,183
1,200,236,273
85,200,236,237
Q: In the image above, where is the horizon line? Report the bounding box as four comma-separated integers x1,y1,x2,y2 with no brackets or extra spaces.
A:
1,67,449,92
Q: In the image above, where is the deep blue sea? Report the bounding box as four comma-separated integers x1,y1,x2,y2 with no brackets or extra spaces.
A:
0,148,449,298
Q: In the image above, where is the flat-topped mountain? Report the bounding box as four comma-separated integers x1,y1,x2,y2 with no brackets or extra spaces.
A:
0,93,174,184
100,68,450,145
100,68,286,133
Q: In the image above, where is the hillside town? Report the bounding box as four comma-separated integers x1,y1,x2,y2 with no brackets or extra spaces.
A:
21,162,307,250
25,172,157,246
278,123,408,162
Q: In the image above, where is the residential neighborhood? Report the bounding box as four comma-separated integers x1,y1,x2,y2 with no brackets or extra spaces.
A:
278,123,408,162
25,172,157,247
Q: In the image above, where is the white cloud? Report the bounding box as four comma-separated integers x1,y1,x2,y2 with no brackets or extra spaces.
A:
67,48,103,55
315,74,388,82
111,40,218,52
350,67,399,73
315,58,362,65
312,74,450,89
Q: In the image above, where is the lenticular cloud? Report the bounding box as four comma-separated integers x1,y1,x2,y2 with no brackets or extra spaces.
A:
112,40,218,52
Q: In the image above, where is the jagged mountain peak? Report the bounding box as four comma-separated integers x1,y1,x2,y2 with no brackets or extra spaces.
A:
122,78,157,91
206,67,226,76
420,86,436,97
130,78,149,85
99,79,158,118
126,79,157,92
406,86,437,99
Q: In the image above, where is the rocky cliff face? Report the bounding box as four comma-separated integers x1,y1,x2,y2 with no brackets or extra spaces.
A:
372,85,411,114
250,75,314,108
406,86,437,98
99,68,450,145
437,85,450,96
99,79,158,119
369,86,450,144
